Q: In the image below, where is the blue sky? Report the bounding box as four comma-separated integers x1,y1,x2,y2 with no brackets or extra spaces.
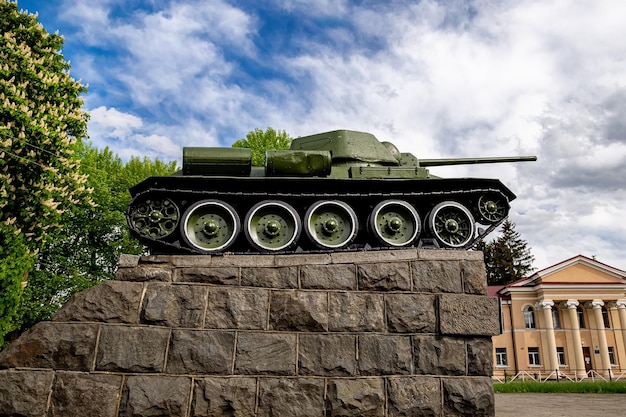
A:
16,0,626,272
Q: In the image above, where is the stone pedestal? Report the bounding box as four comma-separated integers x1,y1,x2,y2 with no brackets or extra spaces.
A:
0,249,498,416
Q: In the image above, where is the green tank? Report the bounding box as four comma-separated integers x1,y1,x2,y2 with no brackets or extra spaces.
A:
126,129,536,254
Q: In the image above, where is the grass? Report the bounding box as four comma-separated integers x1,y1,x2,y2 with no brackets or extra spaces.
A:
494,381,626,394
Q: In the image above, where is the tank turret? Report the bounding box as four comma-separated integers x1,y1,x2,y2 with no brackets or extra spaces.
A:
127,129,535,254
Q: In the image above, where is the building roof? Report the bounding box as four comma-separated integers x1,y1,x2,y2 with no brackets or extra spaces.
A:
494,255,626,298
487,285,506,298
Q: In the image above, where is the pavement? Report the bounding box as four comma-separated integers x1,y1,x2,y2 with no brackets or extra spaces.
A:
495,393,626,416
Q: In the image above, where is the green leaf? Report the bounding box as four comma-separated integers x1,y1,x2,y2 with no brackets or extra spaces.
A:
232,127,292,166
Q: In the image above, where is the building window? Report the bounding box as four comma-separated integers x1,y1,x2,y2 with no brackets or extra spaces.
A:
608,347,617,366
602,306,611,328
496,348,508,367
557,347,566,366
528,347,541,366
552,308,561,329
577,306,586,328
524,305,536,329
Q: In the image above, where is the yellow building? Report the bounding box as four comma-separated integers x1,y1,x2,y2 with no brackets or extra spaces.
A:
490,255,626,380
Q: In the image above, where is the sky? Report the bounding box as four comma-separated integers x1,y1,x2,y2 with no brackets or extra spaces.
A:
16,0,626,272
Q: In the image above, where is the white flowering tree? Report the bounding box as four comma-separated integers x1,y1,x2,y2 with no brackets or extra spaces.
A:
0,0,92,347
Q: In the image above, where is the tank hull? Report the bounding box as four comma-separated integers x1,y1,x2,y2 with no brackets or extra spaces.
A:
127,175,515,254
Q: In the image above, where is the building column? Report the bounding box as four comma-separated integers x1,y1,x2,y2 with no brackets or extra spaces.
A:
538,300,559,374
616,300,626,361
590,300,612,377
566,299,585,378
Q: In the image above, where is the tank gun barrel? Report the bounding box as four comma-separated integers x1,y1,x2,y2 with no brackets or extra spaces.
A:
418,156,537,167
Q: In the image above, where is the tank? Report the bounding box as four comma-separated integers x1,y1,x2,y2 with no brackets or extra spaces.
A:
126,129,536,254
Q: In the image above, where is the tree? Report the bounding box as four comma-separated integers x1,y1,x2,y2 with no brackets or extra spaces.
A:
232,127,291,166
0,0,91,347
0,3,181,346
479,220,535,286
0,0,92,245
0,224,33,349
16,143,178,331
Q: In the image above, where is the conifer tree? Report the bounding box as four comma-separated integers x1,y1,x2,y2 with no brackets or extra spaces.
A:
480,220,535,286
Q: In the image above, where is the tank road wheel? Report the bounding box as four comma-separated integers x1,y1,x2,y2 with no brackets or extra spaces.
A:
477,194,508,224
369,200,420,247
181,200,240,253
128,197,180,239
245,201,301,251
304,200,358,249
428,201,475,248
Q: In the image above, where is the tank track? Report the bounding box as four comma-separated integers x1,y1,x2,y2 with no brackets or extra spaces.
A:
127,177,512,255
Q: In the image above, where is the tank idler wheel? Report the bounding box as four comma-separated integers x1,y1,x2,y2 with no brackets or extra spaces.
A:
305,200,358,249
245,200,301,251
369,200,420,247
181,200,240,253
477,194,508,224
428,201,475,248
128,197,180,239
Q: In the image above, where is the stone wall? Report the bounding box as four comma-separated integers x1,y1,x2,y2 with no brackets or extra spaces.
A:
0,249,499,416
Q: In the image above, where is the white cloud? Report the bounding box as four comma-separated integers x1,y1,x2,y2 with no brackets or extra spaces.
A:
269,1,626,271
272,0,349,16
89,106,142,139
60,0,256,111
129,133,180,157
49,0,626,271
59,0,113,35
88,106,183,161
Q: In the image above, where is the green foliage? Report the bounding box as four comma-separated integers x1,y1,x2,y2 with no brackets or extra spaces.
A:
478,220,535,286
0,0,91,347
0,2,181,339
0,224,34,348
0,0,92,249
0,2,182,345
16,144,179,329
232,127,291,166
494,381,626,394
123,154,180,189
